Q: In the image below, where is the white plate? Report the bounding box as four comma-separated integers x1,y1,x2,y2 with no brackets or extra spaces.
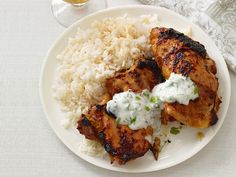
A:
39,5,231,173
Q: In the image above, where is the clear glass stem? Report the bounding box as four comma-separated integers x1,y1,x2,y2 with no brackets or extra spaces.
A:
51,0,107,27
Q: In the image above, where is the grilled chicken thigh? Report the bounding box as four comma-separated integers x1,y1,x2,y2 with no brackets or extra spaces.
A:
150,27,221,128
79,105,153,164
106,59,163,96
77,59,163,164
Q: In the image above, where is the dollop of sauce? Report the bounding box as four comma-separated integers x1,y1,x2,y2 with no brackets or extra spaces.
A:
106,73,198,130
152,73,198,105
106,90,162,130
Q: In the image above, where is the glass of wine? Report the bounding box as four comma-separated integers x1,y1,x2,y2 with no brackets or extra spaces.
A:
51,0,107,27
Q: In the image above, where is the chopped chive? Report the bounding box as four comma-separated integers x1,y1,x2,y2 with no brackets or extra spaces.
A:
135,96,141,100
130,117,136,124
143,90,150,97
194,85,198,94
145,106,150,111
126,103,131,110
150,96,156,103
170,127,180,135
116,118,121,124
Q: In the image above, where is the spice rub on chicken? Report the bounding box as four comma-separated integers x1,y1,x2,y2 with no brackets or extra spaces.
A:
78,105,153,164
106,59,164,96
77,59,163,164
150,27,221,128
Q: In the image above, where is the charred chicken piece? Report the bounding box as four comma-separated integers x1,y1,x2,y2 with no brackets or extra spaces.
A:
77,115,98,141
78,105,153,164
77,59,164,164
151,137,161,160
106,59,164,96
150,27,221,128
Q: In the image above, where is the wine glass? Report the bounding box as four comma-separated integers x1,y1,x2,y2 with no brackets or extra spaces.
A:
51,0,108,27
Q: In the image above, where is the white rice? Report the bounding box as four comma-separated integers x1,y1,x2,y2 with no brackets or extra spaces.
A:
53,14,159,128
79,137,106,157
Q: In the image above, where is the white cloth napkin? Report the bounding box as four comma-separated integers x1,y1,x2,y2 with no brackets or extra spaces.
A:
139,0,236,73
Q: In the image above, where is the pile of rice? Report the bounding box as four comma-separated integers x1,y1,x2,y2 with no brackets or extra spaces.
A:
53,14,159,128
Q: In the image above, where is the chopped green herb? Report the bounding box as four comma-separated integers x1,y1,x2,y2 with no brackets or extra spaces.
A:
150,96,156,103
126,103,131,110
143,90,150,97
135,96,141,100
170,127,180,135
145,106,150,111
130,117,136,124
116,118,121,124
194,85,198,94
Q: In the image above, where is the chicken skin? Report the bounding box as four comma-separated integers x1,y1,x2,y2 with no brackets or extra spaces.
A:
106,59,164,96
150,27,221,128
77,59,163,164
79,105,153,164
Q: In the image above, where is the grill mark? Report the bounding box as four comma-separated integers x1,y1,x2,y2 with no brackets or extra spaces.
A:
138,59,162,77
98,132,117,156
158,28,206,58
173,52,184,71
210,114,218,125
145,59,160,75
105,106,117,119
104,142,117,156
145,59,164,83
163,47,178,64
98,130,149,164
137,60,147,69
167,50,193,76
99,132,137,163
98,132,105,142
120,152,142,164
137,59,164,89
77,115,99,141
179,60,193,77
95,105,103,111
81,115,91,126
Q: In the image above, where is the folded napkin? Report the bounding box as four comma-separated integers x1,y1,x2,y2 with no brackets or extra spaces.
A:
139,0,236,73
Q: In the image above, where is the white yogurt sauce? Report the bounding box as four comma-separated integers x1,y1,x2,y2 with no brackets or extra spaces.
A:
152,73,198,105
106,73,198,130
106,90,162,130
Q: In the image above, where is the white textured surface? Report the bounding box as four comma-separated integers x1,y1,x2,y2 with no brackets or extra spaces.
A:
0,0,235,176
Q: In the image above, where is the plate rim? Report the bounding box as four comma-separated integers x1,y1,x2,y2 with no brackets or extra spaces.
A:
39,5,231,173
